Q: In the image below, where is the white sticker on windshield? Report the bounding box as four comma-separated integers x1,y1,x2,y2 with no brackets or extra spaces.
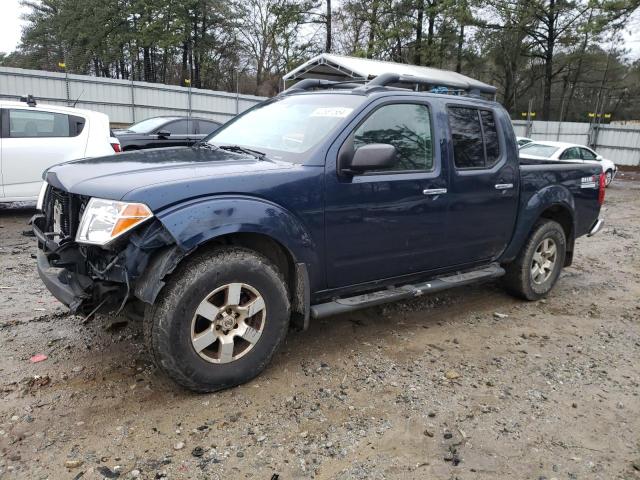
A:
310,107,353,118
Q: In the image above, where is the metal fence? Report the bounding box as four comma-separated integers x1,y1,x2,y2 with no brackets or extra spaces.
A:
0,66,265,126
512,120,640,166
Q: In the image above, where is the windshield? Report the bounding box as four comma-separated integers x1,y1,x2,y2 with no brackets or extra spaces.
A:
207,94,365,162
520,143,559,158
126,117,176,133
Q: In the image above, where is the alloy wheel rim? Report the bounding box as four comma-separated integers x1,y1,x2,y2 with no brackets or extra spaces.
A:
531,238,557,285
190,283,266,364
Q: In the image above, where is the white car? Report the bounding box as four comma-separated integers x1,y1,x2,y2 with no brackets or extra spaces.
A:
519,140,618,186
0,96,120,203
516,136,533,148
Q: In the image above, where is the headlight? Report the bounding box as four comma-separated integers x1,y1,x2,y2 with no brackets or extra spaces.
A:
36,182,48,211
76,198,153,245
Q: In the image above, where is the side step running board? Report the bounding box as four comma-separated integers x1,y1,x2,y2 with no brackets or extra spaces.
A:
310,263,505,319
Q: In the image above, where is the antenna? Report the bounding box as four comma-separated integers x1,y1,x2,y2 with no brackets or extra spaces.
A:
72,88,85,108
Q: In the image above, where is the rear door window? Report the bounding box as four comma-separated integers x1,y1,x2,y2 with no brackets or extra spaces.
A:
480,110,500,167
8,110,70,138
449,107,502,169
561,147,581,160
580,148,597,160
198,120,221,135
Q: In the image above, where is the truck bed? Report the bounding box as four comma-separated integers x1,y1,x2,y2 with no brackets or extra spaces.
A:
519,160,602,239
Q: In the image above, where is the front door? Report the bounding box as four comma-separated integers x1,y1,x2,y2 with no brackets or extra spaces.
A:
445,106,519,265
324,101,449,288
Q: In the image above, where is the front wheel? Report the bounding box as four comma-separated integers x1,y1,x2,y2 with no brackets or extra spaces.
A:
503,220,566,301
605,169,613,187
145,247,290,392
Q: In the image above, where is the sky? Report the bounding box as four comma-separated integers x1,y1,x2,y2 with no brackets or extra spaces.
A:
0,0,26,54
1,0,640,60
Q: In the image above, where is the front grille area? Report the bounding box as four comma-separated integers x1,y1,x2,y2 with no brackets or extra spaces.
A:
42,186,89,240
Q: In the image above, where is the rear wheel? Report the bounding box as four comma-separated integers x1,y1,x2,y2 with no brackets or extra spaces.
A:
145,247,290,392
503,220,566,301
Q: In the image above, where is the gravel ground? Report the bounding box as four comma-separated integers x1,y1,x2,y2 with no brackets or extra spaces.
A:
0,177,638,480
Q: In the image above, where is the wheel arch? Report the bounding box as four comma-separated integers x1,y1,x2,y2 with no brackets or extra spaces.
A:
501,184,576,266
135,196,316,328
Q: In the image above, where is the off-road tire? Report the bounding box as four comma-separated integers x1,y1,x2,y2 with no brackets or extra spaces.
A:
503,219,566,301
144,247,290,392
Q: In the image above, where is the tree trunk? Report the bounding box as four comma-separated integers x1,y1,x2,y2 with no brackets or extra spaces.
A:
143,47,151,82
542,0,555,120
414,0,424,65
325,0,332,53
455,23,464,73
366,1,379,58
425,1,436,66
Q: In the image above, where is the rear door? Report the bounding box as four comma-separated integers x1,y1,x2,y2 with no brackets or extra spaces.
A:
560,147,582,162
0,108,85,199
579,147,598,162
324,100,450,288
445,106,519,264
197,119,221,140
150,119,195,148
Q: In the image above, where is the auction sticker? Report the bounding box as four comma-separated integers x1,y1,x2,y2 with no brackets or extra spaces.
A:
310,107,353,118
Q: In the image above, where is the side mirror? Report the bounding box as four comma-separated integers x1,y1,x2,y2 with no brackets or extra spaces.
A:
347,143,398,173
157,130,171,138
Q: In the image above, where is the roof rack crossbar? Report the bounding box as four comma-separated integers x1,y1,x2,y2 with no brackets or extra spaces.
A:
355,72,494,96
285,78,366,93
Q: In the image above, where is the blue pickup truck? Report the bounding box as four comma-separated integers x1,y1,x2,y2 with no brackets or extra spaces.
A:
32,72,605,392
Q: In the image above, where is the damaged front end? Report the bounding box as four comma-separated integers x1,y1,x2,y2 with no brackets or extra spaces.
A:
32,186,183,316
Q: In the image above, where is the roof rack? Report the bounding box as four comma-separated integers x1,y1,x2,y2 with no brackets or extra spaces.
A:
284,71,496,97
355,72,495,96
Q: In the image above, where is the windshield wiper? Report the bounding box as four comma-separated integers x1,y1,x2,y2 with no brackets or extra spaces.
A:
218,144,267,160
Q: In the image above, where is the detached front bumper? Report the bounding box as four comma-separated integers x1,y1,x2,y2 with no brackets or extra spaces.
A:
36,249,91,311
32,212,181,315
32,213,126,314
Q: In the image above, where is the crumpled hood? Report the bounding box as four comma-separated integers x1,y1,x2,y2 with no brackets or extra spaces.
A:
45,147,292,206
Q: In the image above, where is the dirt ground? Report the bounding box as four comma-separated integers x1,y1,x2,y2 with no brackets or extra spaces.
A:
0,176,638,480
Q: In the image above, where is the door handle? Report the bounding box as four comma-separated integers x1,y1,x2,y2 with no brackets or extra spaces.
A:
495,183,514,190
423,188,447,196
